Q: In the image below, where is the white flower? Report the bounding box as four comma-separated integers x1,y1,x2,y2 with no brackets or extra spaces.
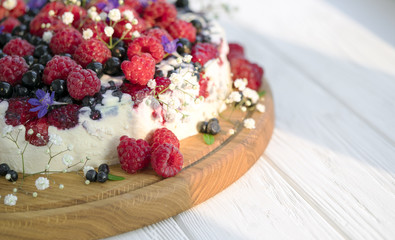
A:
169,73,182,85
123,10,134,21
83,166,94,176
2,0,16,10
48,10,55,16
108,9,121,22
42,31,53,43
89,11,98,21
241,106,247,112
227,91,242,103
27,129,34,135
94,15,101,22
2,125,13,137
62,12,74,25
4,194,17,206
228,129,235,135
125,23,132,30
104,26,114,37
183,55,192,63
147,79,156,89
256,103,266,113
83,29,93,40
169,83,176,90
62,154,74,166
35,177,49,190
176,57,183,64
46,23,51,28
131,18,138,25
49,134,62,146
67,144,74,151
99,12,107,21
150,98,160,109
242,88,259,104
132,30,140,38
244,118,256,129
234,78,248,91
59,184,64,189
41,23,46,29
32,192,38,197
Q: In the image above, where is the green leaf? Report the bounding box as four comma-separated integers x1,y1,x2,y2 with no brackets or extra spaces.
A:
108,174,125,181
258,90,266,97
203,134,215,145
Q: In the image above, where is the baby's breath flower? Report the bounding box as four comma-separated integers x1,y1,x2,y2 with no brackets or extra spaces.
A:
242,87,259,104
89,11,98,20
62,154,74,166
108,9,121,22
125,23,132,30
94,15,101,22
169,83,176,90
256,103,266,113
49,133,62,146
61,12,74,25
99,12,108,21
41,23,46,29
228,129,235,135
131,18,138,25
147,79,156,89
46,23,51,28
2,0,16,10
2,125,13,137
32,192,38,197
5,174,11,180
59,184,64,190
85,180,90,185
244,118,256,129
132,30,140,38
35,177,50,190
241,106,247,112
4,194,17,206
104,26,114,37
48,10,55,16
227,91,242,103
42,31,53,43
123,10,134,21
234,78,248,91
12,188,17,193
27,129,34,135
83,166,94,176
83,29,93,40
183,55,192,63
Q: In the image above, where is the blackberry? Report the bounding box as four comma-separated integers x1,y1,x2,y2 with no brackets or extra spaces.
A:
0,163,10,176
33,45,49,58
197,121,208,133
103,57,121,76
13,85,29,97
38,54,52,65
23,55,35,66
97,171,108,183
190,19,203,34
50,79,67,96
0,82,13,98
30,63,45,75
85,169,97,182
7,170,18,182
207,118,220,135
0,33,12,48
176,38,192,56
86,62,103,78
90,109,102,120
21,70,41,88
98,164,110,174
12,25,28,37
111,46,126,60
175,0,189,8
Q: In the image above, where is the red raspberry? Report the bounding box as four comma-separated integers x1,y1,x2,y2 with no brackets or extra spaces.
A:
142,28,173,42
0,55,28,86
230,58,264,91
123,0,144,13
227,43,245,61
50,28,83,55
121,53,155,85
127,36,164,64
24,117,49,146
8,0,26,18
117,136,151,174
58,5,87,28
198,73,210,98
5,98,38,126
147,127,180,151
143,2,177,28
38,1,66,16
121,82,150,107
154,77,171,94
166,19,196,43
2,38,34,57
43,55,81,85
191,43,219,66
67,68,101,100
47,104,81,129
0,17,21,33
79,19,109,43
29,14,66,37
151,143,183,178
113,18,147,46
73,38,111,68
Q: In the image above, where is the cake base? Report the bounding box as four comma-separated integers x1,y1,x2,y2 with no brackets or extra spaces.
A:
0,80,274,240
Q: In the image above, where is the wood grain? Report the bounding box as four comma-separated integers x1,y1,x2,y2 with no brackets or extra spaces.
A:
0,80,274,240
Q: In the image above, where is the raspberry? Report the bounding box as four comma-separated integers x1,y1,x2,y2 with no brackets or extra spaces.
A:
67,68,101,100
166,19,196,43
38,1,66,16
2,38,35,57
198,73,210,98
227,43,245,61
47,104,81,129
0,55,29,86
123,0,144,13
143,2,177,28
117,136,151,174
0,17,21,33
113,18,147,46
147,127,180,151
24,117,49,146
151,143,183,178
73,39,111,68
121,53,155,85
80,19,109,43
29,14,66,37
58,5,87,28
143,28,173,42
154,77,171,94
230,58,264,91
191,43,219,66
5,98,38,126
8,0,26,18
43,55,81,85
121,82,150,107
49,28,83,55
127,36,164,64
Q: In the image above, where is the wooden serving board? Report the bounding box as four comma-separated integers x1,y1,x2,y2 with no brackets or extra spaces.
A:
0,80,274,240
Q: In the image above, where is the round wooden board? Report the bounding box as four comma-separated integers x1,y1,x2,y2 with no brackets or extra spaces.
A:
0,80,274,240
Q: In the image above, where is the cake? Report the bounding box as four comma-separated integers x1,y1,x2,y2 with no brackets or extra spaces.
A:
0,0,263,178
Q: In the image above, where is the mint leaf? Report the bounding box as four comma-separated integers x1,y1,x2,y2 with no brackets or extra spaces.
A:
258,90,266,97
108,174,125,181
203,134,215,145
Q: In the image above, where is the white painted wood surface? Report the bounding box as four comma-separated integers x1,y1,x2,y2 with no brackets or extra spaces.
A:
107,0,395,239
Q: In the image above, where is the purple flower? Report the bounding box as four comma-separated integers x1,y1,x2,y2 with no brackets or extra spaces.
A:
161,36,182,54
28,90,55,118
27,0,47,10
0,26,4,34
139,0,158,8
97,0,119,13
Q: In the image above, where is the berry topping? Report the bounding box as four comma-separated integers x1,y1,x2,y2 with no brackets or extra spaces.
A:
50,28,83,55
206,118,221,135
97,171,108,183
151,143,183,178
142,28,173,42
73,38,111,68
230,58,264,91
127,36,164,64
0,163,10,176
67,68,101,100
24,117,49,146
103,57,121,75
0,82,13,98
198,73,209,98
85,169,97,182
39,1,66,16
21,70,40,88
7,170,18,182
176,38,191,56
29,14,66,37
147,127,180,151
117,136,151,174
121,82,150,107
80,19,109,43
98,164,110,174
227,43,245,61
86,62,104,78
121,53,155,85
58,5,87,28
191,43,219,66
2,38,35,57
113,18,147,45
154,77,171,94
43,55,81,85
143,1,177,29
166,19,196,43
0,55,29,86
47,104,81,129
0,17,21,33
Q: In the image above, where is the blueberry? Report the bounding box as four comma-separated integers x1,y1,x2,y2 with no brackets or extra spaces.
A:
12,25,28,37
18,15,32,25
50,79,67,96
7,170,18,182
112,38,125,48
0,163,10,176
58,96,73,104
196,34,211,43
33,45,49,58
90,109,102,120
194,62,202,73
30,63,45,75
197,121,208,133
22,33,34,43
86,62,103,78
0,82,13,98
98,164,110,174
13,85,29,97
176,38,192,56
190,19,203,34
207,118,221,135
0,33,12,48
30,36,43,46
27,8,40,17
82,96,96,107
97,171,108,183
38,54,52,65
60,53,72,58
155,69,164,78
86,169,97,182
103,57,121,75
175,0,189,8
21,70,41,88
111,46,126,60
23,55,35,66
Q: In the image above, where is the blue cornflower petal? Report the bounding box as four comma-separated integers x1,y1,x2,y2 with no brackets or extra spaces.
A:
30,106,43,112
28,98,41,106
35,89,46,99
38,107,48,118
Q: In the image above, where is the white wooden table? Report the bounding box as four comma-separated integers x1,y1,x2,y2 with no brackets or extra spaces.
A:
107,0,395,239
